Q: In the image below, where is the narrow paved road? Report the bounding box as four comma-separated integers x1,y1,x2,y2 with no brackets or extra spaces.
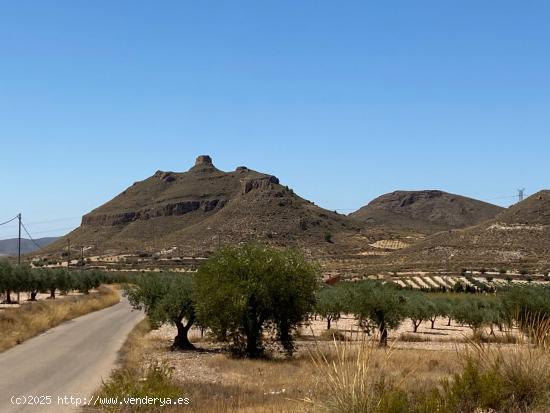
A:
0,298,144,413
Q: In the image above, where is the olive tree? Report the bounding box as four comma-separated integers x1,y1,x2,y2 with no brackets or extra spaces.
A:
13,264,37,300
40,268,62,299
500,285,550,343
451,296,493,333
426,296,451,329
127,273,196,350
315,285,347,330
194,244,319,358
74,270,102,294
403,291,431,333
348,280,406,346
0,260,16,303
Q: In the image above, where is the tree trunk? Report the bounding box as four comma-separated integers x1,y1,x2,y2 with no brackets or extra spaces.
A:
49,288,56,299
430,318,436,329
377,311,388,347
6,289,12,304
412,320,419,333
29,291,38,301
172,314,195,350
243,295,264,358
278,321,294,356
447,317,452,326
245,315,263,358
327,317,331,330
379,321,388,347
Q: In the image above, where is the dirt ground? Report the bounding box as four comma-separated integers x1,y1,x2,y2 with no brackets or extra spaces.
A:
0,290,86,310
142,315,499,387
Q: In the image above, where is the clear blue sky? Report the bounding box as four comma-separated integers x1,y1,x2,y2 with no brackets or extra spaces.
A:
1,1,549,239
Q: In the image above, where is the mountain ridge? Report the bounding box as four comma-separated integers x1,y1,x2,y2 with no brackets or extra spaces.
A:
0,237,59,256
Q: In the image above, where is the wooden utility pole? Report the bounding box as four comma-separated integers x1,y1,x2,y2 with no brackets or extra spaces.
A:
17,213,21,265
17,213,21,302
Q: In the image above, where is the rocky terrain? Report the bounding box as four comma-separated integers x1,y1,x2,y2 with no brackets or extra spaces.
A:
43,156,374,260
388,190,550,271
351,190,503,234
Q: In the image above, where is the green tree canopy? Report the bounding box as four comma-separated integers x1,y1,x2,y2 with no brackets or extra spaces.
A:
0,259,17,303
403,291,432,333
315,285,347,330
194,244,319,358
348,280,406,346
127,273,196,350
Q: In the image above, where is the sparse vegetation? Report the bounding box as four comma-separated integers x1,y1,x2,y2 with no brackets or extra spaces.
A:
0,285,119,352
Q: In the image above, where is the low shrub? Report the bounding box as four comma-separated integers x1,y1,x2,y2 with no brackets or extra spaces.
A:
97,364,182,412
399,333,431,343
319,329,349,341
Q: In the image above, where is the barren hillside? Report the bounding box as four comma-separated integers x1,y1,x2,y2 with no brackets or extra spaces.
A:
351,190,503,234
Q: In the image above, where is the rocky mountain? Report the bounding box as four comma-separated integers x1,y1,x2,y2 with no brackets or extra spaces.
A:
388,190,550,271
43,156,371,258
351,190,504,234
0,237,59,257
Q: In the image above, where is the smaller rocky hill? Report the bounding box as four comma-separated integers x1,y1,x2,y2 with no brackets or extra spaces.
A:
351,190,503,234
388,190,550,271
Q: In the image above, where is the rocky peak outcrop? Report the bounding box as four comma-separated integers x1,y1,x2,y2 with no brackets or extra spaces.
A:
196,155,213,165
189,155,217,172
241,175,280,194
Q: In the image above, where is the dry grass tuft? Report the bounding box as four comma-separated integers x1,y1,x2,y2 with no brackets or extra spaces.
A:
516,311,550,349
0,286,120,352
307,338,415,413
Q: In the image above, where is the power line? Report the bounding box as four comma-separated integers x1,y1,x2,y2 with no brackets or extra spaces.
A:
0,215,19,226
0,216,80,228
0,225,76,236
20,220,46,252
22,226,77,235
25,216,81,225
482,194,525,201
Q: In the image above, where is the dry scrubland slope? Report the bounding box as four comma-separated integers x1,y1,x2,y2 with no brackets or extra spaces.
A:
45,156,370,258
391,190,550,270
351,190,504,234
